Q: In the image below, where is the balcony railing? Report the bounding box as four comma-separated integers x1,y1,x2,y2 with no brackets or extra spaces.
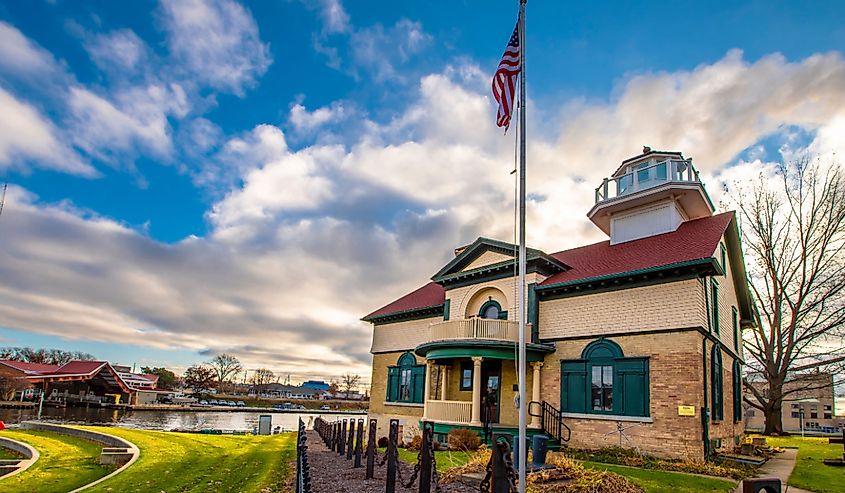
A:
595,159,699,204
429,318,531,343
426,399,473,424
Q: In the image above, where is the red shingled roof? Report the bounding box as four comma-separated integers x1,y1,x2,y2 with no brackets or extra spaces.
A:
54,360,107,375
365,213,734,320
365,282,445,319
541,212,733,286
0,360,61,374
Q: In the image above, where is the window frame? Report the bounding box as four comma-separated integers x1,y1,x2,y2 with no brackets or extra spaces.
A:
732,307,739,350
386,351,426,404
710,279,720,336
732,359,743,423
560,339,650,418
478,299,508,320
459,361,473,391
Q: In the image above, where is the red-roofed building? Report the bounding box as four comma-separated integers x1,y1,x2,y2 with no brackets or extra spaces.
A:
364,149,756,460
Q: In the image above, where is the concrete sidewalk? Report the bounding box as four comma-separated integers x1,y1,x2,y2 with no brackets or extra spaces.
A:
735,448,815,493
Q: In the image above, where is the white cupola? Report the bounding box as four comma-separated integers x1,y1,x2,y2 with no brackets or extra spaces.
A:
587,147,715,245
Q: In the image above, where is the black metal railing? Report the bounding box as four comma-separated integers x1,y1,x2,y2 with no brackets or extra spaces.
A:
532,401,571,443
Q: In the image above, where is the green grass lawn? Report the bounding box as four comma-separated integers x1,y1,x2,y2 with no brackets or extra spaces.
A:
80,426,295,493
0,429,115,493
582,461,736,493
752,434,844,493
0,447,24,459
392,447,473,472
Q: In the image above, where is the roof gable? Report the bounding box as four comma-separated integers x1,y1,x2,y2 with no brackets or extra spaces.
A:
431,237,569,284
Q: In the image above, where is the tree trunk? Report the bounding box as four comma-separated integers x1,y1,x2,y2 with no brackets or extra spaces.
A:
763,401,784,435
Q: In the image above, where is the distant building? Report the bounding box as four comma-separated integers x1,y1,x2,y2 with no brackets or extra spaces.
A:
112,365,159,390
746,372,844,433
302,380,330,391
251,383,323,400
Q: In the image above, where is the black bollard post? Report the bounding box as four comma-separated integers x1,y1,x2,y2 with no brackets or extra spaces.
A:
366,418,377,479
346,419,355,460
335,422,341,453
331,422,337,451
386,419,399,493
339,420,347,455
354,418,364,468
418,421,433,493
491,433,512,493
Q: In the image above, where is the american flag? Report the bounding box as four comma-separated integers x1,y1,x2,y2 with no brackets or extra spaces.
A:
492,16,521,130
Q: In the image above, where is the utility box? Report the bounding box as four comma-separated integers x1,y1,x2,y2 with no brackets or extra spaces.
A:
258,415,272,436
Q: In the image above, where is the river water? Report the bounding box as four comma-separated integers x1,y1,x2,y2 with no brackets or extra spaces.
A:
0,406,363,432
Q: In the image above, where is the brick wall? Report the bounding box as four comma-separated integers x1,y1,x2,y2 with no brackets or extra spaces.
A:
370,317,441,353
368,351,425,441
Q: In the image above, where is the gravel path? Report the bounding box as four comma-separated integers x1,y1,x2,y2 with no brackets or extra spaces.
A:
305,431,477,493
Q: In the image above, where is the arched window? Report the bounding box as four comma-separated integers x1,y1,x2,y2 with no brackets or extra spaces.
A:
386,352,425,404
560,338,649,417
479,300,507,320
732,359,743,423
711,344,724,421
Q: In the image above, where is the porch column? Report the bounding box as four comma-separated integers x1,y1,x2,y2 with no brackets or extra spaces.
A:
530,361,544,428
440,365,449,400
470,356,483,425
423,360,434,419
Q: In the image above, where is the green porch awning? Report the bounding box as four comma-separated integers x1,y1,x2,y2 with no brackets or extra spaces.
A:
414,339,554,362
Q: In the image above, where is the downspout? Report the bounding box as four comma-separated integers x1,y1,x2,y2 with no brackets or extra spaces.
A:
702,337,710,459
701,278,711,459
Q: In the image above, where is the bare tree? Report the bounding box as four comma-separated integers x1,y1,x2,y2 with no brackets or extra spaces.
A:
183,365,217,396
341,373,361,399
728,157,845,435
208,354,243,393
249,368,275,387
0,374,30,400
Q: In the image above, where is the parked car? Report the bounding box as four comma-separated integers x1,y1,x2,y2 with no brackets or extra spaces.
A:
236,401,246,407
199,400,208,406
319,405,330,410
209,399,219,406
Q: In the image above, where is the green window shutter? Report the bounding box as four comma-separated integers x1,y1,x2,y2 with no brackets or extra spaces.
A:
720,244,727,275
711,346,724,421
443,299,450,321
528,283,538,342
732,360,743,423
616,358,649,417
387,367,399,402
732,307,739,350
711,280,720,336
561,360,587,413
411,365,426,404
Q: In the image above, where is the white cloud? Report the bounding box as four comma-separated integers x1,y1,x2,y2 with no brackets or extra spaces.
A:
0,21,59,77
67,85,183,161
84,29,148,72
315,0,350,34
0,87,94,176
4,50,845,381
348,19,432,82
159,0,272,96
289,101,350,133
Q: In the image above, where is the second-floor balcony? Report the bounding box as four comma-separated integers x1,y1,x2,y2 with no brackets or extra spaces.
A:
594,159,700,204
429,318,531,343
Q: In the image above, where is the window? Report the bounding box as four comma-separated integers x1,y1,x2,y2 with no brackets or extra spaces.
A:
825,412,833,420
479,300,507,320
720,244,727,275
792,403,800,409
560,339,649,417
732,360,743,423
591,365,613,411
710,280,720,335
386,352,425,404
810,411,818,419
732,307,739,350
792,412,801,418
460,361,473,391
711,344,724,421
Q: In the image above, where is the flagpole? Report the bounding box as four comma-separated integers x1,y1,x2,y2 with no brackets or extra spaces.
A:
517,0,527,492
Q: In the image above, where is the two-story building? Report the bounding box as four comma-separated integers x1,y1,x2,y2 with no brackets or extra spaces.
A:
364,149,756,459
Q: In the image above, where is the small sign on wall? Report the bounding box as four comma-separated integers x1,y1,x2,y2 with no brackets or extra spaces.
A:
678,405,696,417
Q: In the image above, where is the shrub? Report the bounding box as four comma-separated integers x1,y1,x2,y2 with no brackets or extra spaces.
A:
447,428,482,451
377,436,388,448
407,434,422,451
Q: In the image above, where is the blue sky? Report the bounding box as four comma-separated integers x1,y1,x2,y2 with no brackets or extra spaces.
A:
1,0,844,382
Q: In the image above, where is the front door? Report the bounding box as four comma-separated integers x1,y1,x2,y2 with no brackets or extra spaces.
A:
481,362,501,424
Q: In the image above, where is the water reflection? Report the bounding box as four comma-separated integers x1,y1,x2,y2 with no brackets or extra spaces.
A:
0,406,361,432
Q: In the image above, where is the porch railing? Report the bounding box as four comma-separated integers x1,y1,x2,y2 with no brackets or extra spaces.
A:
426,399,473,424
429,318,531,343
595,159,700,203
